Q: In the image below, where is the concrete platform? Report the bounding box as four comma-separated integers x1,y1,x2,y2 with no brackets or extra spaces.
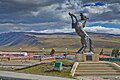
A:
71,61,120,76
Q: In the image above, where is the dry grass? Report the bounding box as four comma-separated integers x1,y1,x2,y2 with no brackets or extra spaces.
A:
1,34,119,53
36,35,120,53
17,59,74,78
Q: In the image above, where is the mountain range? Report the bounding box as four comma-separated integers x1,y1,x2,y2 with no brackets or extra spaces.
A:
0,32,42,51
0,32,119,52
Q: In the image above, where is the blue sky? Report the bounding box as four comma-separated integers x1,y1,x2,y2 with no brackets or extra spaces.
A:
0,0,120,34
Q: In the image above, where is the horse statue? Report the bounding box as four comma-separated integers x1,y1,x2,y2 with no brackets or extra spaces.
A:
69,12,94,53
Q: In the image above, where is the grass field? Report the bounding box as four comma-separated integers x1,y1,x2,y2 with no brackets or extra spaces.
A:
0,59,74,78
36,34,120,53
17,59,74,78
1,59,120,78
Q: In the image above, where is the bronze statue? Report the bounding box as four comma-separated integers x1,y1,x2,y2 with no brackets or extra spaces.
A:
69,12,94,53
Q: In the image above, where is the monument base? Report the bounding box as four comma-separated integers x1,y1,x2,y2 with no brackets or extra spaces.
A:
76,52,99,62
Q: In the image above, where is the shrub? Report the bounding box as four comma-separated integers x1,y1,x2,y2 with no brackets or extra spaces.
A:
111,48,119,57
50,48,55,56
100,48,104,55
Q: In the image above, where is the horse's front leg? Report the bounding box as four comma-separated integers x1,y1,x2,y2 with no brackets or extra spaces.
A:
77,39,85,53
80,37,87,53
82,44,87,53
77,46,84,53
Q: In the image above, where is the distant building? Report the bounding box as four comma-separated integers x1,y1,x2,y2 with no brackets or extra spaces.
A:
0,52,28,57
66,54,76,60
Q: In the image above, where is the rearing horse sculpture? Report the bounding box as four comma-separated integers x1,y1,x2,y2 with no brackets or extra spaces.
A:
69,12,94,53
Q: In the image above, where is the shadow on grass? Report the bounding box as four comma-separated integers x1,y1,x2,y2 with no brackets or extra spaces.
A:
15,63,44,71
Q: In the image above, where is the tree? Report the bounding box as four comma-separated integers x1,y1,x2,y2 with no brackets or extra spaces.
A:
63,53,67,58
50,48,55,56
111,48,119,57
118,52,120,57
100,48,104,55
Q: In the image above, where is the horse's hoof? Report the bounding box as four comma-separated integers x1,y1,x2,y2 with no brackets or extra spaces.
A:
68,12,71,15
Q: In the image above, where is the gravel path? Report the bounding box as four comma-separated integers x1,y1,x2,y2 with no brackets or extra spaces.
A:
0,71,74,80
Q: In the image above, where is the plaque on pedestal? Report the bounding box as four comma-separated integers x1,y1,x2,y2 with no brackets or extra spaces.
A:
76,52,99,62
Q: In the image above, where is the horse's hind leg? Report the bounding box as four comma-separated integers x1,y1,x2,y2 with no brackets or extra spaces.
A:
81,37,87,53
89,38,94,52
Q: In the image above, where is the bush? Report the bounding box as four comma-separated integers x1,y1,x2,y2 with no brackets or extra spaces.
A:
100,48,104,55
111,48,119,57
50,48,55,56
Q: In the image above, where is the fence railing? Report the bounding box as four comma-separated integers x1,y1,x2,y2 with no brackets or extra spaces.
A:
99,58,120,61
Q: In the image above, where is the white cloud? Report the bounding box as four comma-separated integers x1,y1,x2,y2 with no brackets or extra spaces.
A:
38,27,74,33
83,5,112,14
0,22,70,33
0,0,120,35
89,20,120,24
84,26,120,34
26,26,120,35
31,11,40,16
0,22,120,35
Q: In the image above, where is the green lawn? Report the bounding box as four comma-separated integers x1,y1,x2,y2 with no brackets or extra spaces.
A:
17,59,74,78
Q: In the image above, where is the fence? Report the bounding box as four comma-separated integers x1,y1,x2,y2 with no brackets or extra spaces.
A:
99,58,120,61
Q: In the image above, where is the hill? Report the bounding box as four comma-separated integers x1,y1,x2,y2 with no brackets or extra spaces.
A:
0,32,119,52
0,32,41,51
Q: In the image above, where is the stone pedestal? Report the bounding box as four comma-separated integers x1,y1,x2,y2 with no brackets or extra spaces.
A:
76,53,99,62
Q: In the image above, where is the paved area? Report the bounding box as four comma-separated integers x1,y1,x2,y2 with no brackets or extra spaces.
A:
0,76,29,80
0,71,120,80
0,60,40,68
75,76,120,80
0,71,74,80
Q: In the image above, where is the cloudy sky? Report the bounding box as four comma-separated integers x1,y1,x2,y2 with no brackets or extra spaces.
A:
0,0,120,34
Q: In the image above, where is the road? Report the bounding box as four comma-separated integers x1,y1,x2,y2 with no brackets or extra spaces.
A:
0,71,74,80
